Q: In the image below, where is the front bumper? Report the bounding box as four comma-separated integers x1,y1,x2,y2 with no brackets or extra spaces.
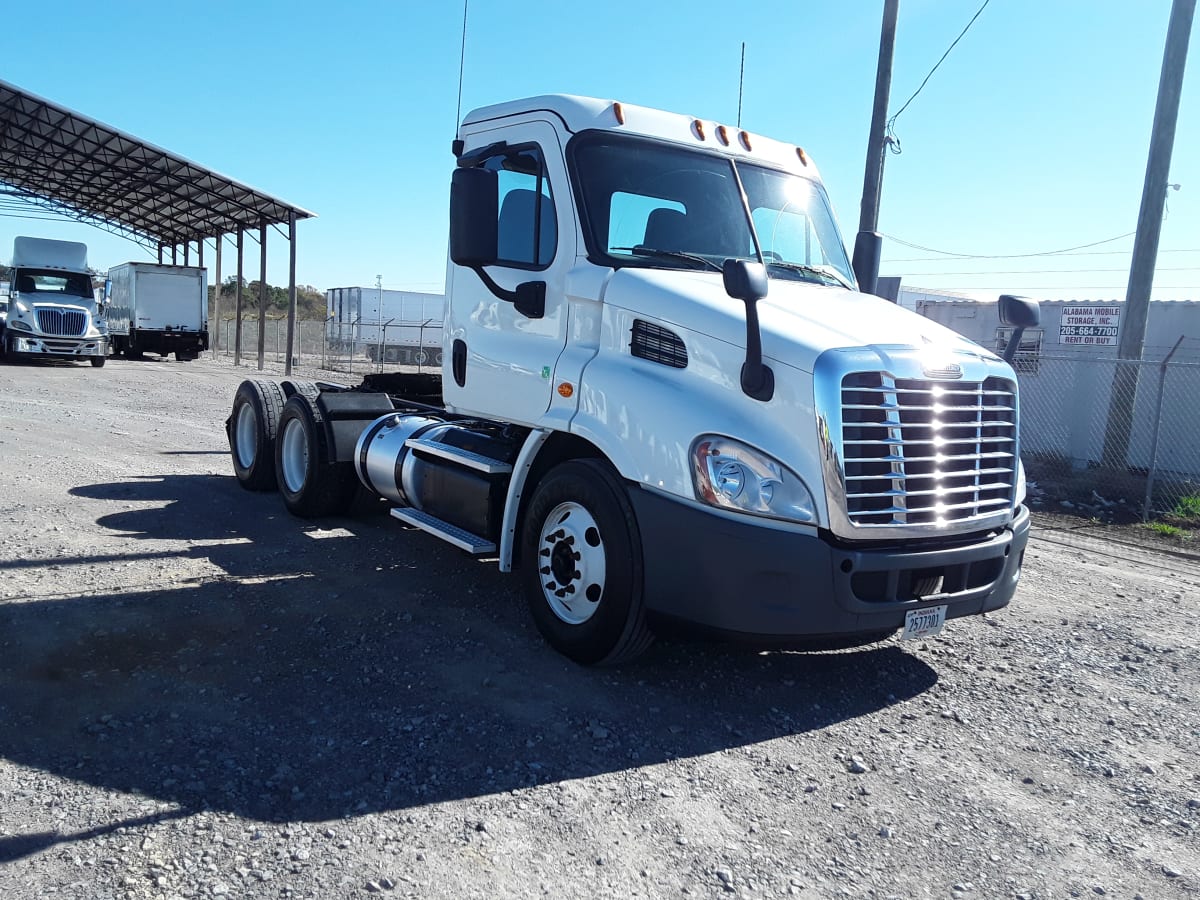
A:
631,488,1029,642
8,334,109,358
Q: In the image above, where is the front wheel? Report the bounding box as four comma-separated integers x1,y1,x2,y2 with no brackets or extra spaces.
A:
90,356,106,368
275,395,358,517
229,380,286,491
520,459,653,665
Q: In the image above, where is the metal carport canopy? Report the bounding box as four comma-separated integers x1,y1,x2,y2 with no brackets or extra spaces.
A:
0,77,315,373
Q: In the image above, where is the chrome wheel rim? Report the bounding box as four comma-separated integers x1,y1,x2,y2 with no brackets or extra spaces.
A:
279,417,309,493
235,403,258,469
537,501,605,625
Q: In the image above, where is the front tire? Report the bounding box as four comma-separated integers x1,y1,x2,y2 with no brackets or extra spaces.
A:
90,356,106,368
275,395,358,517
229,380,285,491
521,459,653,665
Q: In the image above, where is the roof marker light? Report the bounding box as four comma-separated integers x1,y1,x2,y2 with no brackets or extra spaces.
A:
796,147,809,166
692,119,706,140
716,125,730,145
612,102,625,125
739,130,752,151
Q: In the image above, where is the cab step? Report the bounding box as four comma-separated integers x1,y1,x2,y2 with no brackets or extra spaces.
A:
404,436,513,474
389,507,496,555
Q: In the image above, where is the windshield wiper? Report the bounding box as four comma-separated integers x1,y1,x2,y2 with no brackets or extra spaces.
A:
766,261,854,290
612,246,722,272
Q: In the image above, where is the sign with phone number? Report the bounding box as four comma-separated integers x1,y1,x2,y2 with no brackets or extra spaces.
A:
1059,307,1121,346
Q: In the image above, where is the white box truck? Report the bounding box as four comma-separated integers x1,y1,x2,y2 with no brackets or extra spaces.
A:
326,286,444,365
227,95,1039,665
3,236,109,366
106,262,208,361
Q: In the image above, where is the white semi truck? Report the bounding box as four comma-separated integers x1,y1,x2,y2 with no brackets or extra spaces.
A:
3,236,109,366
105,262,208,361
227,95,1039,665
326,286,445,365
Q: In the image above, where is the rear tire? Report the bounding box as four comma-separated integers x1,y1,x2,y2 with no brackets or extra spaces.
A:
275,395,358,517
521,459,654,665
229,380,285,491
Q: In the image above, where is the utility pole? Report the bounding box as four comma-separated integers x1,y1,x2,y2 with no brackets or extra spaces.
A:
852,0,899,296
1101,0,1195,468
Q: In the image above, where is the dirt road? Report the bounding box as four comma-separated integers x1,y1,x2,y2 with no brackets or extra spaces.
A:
0,356,1196,900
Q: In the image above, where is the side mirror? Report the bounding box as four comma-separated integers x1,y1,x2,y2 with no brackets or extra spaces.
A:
723,259,773,401
998,294,1040,328
998,294,1041,366
449,167,498,267
722,259,768,302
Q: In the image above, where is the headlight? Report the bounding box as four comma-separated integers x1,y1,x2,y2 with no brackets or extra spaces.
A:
1015,459,1027,506
691,436,816,524
9,319,32,332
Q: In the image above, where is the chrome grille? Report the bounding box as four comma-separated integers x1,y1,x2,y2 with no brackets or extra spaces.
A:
37,309,87,336
840,372,1017,527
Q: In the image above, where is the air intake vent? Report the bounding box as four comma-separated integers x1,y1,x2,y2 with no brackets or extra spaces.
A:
631,320,687,369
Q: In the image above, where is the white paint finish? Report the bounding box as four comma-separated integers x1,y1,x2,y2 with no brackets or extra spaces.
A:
443,117,579,425
106,263,207,337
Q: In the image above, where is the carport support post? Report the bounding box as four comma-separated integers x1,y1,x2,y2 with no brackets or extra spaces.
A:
234,228,245,366
285,211,297,376
257,224,267,371
213,235,223,357
172,244,178,265
184,242,189,266
157,242,164,264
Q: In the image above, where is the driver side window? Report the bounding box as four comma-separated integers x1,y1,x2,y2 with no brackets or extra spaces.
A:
485,147,557,269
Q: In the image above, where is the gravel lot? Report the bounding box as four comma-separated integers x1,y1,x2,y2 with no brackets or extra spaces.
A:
0,354,1197,900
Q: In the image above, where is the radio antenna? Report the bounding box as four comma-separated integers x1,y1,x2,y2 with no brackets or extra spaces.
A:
455,0,470,131
737,42,746,127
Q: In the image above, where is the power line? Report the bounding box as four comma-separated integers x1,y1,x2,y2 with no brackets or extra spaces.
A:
885,247,1200,262
882,230,1137,259
896,266,1200,276
885,0,991,152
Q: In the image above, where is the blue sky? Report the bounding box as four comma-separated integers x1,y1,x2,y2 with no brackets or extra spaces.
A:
3,1,1197,301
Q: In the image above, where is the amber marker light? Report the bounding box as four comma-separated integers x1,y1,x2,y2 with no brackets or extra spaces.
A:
716,124,730,145
739,130,752,151
612,101,625,125
557,382,575,398
796,147,809,166
692,119,706,140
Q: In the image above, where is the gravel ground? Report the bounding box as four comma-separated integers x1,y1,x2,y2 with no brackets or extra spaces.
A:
0,354,1197,900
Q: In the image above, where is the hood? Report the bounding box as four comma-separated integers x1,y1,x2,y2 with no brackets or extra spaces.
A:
601,268,992,372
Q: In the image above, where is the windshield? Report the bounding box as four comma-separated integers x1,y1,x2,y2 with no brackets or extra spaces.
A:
570,132,855,288
14,268,94,299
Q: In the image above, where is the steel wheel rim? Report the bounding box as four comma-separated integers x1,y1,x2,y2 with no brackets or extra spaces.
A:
537,501,606,625
280,417,309,493
235,403,258,469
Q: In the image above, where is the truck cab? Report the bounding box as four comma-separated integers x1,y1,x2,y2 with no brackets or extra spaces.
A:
4,237,109,366
228,95,1035,665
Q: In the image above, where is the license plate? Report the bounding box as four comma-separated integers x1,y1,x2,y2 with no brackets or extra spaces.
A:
901,605,947,641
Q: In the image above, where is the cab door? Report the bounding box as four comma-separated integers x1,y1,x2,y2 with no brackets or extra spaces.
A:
443,119,575,426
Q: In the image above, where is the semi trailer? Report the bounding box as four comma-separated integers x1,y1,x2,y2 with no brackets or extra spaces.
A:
106,262,208,361
3,236,109,366
227,94,1039,665
326,287,445,365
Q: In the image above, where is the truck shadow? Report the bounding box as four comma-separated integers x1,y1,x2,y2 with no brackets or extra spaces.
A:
0,473,938,844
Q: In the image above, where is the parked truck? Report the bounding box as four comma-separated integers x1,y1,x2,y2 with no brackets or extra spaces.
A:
227,95,1039,665
326,286,445,365
3,236,108,366
106,262,208,361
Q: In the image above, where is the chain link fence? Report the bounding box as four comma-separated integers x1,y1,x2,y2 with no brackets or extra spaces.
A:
1019,351,1200,523
211,316,443,376
211,318,1199,524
